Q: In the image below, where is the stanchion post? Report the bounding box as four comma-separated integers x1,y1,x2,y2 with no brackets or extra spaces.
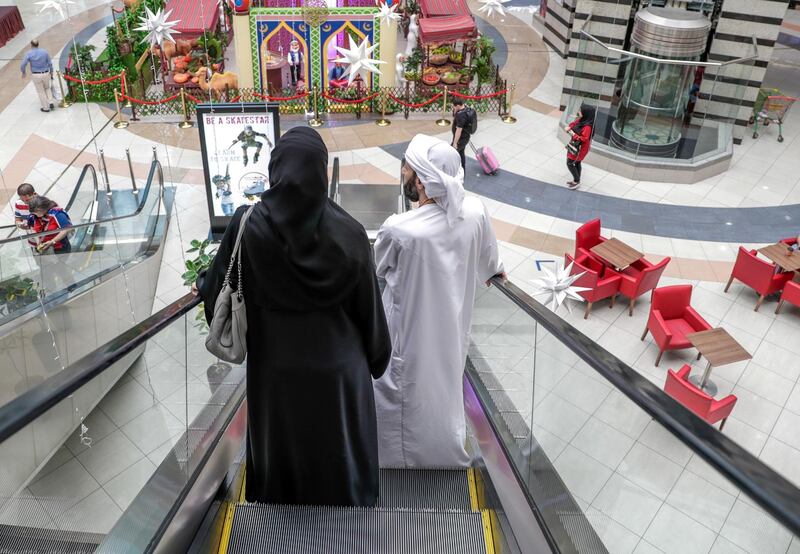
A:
178,88,194,129
436,86,450,127
404,81,410,120
56,71,72,108
309,85,323,127
376,88,391,127
501,83,517,124
113,90,129,129
125,148,139,194
122,70,132,108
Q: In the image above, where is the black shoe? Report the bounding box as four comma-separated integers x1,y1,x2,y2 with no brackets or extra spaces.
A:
254,152,260,163
49,103,54,109
40,108,50,112
567,181,580,189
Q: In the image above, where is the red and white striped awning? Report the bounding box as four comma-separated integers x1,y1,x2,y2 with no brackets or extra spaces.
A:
418,0,471,18
165,0,220,40
418,15,477,43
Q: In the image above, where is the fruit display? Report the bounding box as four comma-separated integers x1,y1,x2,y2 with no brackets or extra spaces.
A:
449,51,463,64
441,72,460,85
422,73,440,86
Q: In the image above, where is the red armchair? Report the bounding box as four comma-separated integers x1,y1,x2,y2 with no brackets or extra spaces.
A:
776,280,800,315
725,246,793,311
641,285,712,366
780,236,798,247
664,365,737,430
565,253,622,319
574,218,607,259
608,256,671,316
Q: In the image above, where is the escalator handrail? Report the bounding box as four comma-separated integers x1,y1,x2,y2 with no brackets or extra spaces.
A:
0,163,98,235
329,156,340,201
0,293,200,445
487,276,800,535
0,159,162,246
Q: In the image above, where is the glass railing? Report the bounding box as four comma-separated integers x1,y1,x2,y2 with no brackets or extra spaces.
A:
0,159,165,325
0,274,798,552
469,278,800,552
0,294,246,550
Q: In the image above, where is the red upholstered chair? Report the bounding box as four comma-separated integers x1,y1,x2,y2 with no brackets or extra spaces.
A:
641,285,712,366
608,256,671,316
776,280,800,315
664,365,737,430
725,246,793,311
565,253,621,319
574,218,608,259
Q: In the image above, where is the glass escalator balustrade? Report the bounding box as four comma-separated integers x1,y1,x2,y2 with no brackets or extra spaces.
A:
0,274,798,553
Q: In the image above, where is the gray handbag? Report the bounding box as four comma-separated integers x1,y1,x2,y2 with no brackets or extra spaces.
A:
205,206,255,364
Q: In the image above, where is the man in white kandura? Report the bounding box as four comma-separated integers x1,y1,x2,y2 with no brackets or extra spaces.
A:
373,134,506,468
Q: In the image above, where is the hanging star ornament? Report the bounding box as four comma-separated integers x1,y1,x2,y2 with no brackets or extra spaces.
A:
477,0,510,19
528,261,590,313
134,7,181,48
35,0,75,19
377,2,401,27
334,38,385,86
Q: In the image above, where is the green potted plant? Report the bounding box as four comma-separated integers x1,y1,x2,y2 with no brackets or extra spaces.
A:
182,238,218,333
0,276,40,316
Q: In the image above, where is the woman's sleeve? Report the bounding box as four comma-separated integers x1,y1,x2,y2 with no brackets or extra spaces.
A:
348,244,392,379
198,206,247,323
578,125,592,142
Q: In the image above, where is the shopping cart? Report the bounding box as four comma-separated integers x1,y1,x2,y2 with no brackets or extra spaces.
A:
752,94,798,142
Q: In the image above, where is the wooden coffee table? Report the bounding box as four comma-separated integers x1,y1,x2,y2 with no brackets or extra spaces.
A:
590,238,644,270
686,328,751,396
759,243,800,272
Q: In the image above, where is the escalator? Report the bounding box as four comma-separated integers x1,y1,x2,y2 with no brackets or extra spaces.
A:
0,272,799,553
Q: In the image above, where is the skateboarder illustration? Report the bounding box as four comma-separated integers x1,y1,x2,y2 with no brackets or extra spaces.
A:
229,125,273,167
212,165,234,215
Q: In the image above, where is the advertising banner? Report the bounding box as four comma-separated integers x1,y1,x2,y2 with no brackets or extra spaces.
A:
197,103,280,237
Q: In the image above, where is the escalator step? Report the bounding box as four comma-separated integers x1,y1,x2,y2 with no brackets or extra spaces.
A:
378,468,472,511
227,505,487,554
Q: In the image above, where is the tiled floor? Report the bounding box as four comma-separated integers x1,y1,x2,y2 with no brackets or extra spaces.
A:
0,0,799,550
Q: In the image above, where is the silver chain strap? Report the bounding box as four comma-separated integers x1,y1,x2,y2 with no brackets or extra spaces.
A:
222,206,255,299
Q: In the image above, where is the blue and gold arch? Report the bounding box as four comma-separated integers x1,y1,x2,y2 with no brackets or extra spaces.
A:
251,8,380,91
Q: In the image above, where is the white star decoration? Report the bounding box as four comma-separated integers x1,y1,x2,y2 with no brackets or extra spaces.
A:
35,0,75,19
134,7,181,48
334,38,385,86
377,2,401,27
529,261,589,313
477,0,510,19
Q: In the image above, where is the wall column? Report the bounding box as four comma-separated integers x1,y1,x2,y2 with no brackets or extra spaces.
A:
233,14,254,89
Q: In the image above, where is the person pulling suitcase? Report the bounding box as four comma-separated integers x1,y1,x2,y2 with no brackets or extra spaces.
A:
451,98,476,173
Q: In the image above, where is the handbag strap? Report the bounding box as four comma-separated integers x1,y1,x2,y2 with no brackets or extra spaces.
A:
223,205,256,297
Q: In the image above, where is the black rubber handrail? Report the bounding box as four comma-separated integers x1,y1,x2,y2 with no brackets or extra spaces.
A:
488,276,800,535
0,159,162,246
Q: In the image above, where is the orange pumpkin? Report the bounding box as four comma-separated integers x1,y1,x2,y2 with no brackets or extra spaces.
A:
173,72,190,84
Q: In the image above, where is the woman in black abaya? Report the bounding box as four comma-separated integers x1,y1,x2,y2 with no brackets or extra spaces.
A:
198,127,391,506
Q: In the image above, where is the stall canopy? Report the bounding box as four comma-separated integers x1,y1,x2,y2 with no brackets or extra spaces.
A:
164,0,220,41
418,15,477,43
419,0,471,18
417,0,476,42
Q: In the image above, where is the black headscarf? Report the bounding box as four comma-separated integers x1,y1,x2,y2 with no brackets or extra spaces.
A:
574,103,596,132
242,127,371,310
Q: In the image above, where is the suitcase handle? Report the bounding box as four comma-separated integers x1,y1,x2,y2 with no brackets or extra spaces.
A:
468,141,478,154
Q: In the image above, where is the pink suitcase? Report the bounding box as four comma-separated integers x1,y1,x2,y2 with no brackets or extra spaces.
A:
470,142,499,176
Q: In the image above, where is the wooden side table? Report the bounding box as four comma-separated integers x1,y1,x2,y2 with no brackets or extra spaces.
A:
686,328,751,396
590,238,644,270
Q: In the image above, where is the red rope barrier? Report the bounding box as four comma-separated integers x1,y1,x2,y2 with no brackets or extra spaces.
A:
185,93,201,103
253,91,309,102
63,73,124,86
230,95,242,102
121,93,181,105
449,89,508,100
321,90,380,104
387,92,443,108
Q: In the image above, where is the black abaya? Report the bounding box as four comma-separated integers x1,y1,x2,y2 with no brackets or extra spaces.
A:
199,128,391,506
